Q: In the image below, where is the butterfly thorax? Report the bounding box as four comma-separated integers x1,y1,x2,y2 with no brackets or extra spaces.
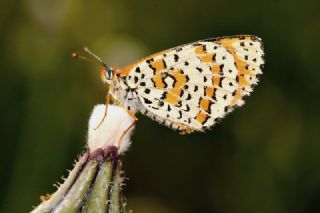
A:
110,75,142,113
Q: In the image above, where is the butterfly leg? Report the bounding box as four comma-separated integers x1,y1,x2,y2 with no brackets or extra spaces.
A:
125,109,138,121
114,104,138,148
94,94,110,130
115,115,137,148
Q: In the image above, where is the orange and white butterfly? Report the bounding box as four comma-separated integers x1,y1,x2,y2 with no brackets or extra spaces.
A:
76,35,264,134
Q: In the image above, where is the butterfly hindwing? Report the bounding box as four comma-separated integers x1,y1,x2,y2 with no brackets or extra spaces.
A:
121,35,264,133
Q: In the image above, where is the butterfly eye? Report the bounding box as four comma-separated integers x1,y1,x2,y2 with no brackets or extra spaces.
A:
105,68,113,80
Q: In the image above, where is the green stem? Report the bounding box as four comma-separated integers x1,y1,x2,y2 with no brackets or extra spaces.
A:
82,158,114,212
109,163,123,213
31,147,127,213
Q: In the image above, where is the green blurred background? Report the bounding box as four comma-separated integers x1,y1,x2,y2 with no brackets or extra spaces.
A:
1,0,319,212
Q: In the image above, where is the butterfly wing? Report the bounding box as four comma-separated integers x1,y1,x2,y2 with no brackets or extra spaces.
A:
120,35,264,133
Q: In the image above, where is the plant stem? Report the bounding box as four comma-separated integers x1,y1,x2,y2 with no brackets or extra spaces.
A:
31,146,126,213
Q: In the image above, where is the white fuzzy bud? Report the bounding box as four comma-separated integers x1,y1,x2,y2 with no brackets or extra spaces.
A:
87,104,134,154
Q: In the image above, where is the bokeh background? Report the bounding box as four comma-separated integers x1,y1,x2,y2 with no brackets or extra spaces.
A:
1,0,319,212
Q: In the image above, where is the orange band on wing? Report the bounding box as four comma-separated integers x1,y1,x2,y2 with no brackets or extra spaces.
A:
151,60,166,73
211,64,221,90
195,46,205,54
200,99,209,111
152,74,166,89
201,54,215,63
205,87,214,98
218,36,255,106
212,76,220,87
196,111,208,124
170,69,187,88
165,92,179,105
163,69,187,105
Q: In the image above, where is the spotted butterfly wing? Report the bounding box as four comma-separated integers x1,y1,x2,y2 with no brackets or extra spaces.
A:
120,35,264,133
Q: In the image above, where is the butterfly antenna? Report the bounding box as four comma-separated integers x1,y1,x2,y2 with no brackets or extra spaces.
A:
72,47,108,69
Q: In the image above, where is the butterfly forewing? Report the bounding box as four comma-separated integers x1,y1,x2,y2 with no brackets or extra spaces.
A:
120,35,264,133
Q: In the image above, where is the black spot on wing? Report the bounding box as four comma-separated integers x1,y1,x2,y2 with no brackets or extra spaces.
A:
218,77,224,88
158,101,164,107
135,67,141,73
196,67,203,73
223,94,227,100
160,91,167,100
182,104,190,112
149,64,156,74
162,59,167,68
202,115,210,125
134,76,139,84
203,45,207,52
143,98,152,104
146,58,154,64
176,100,182,107
140,82,146,86
186,93,192,100
144,88,150,94
224,106,229,112
180,89,184,97
207,101,213,114
174,54,179,62
219,64,224,74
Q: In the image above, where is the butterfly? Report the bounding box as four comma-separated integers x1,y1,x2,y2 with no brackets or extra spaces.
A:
74,35,264,134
